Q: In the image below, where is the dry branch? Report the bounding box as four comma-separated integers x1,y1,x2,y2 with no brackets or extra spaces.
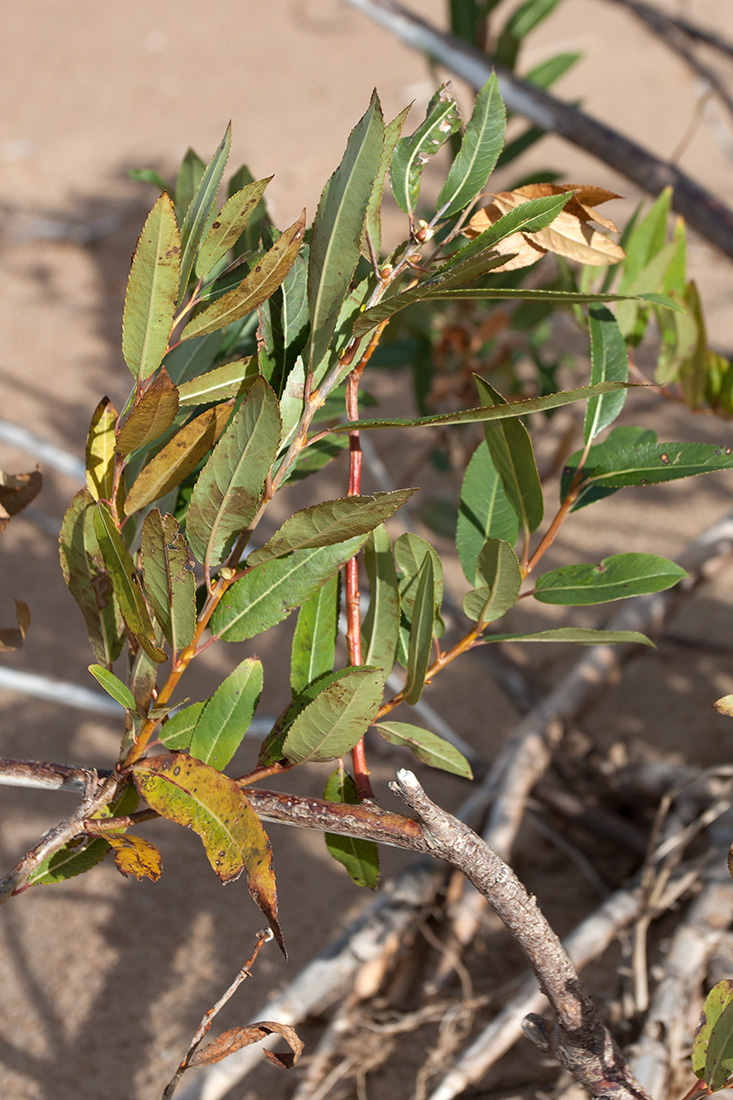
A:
343,0,733,259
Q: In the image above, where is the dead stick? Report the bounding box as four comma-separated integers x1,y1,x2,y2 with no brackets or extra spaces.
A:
343,0,733,260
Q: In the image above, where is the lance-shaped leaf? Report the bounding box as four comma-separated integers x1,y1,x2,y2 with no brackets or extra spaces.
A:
308,91,384,371
59,489,125,665
28,838,111,886
453,191,573,268
85,397,118,502
332,382,628,434
693,981,733,1088
403,554,436,705
248,488,415,567
159,701,205,750
105,833,162,882
390,83,461,216
189,658,263,771
375,721,472,778
178,124,231,300
211,535,369,642
561,425,656,509
583,306,628,444
122,192,181,381
189,1021,303,1070
195,176,272,279
175,147,206,225
115,368,180,455
162,330,222,386
704,1000,733,1090
123,400,233,515
181,212,306,341
456,440,520,583
478,627,653,646
281,666,385,764
133,753,284,952
129,631,162,715
463,539,522,623
324,770,379,889
361,525,400,675
475,376,543,535
534,552,687,606
395,533,444,625
140,510,196,655
88,664,136,711
93,503,167,663
362,105,410,260
185,377,281,570
291,574,339,696
177,357,257,405
436,73,505,219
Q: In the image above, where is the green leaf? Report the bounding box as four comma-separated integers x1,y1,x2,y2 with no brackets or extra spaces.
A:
456,440,519,583
59,490,125,665
436,74,506,219
495,0,561,67
129,168,170,192
323,770,379,889
177,357,258,406
463,539,522,623
178,124,231,300
175,148,205,225
307,90,384,371
181,212,306,340
163,330,222,386
93,503,167,663
395,533,444,624
185,377,281,571
332,382,628,433
28,838,111,886
618,187,671,293
227,164,271,256
133,753,284,953
705,999,733,1090
583,306,628,444
390,83,461,216
123,400,233,515
190,658,263,770
363,105,410,260
361,525,400,676
248,489,415,567
479,627,654,646
281,666,385,764
115,368,180,455
140,510,196,656
403,554,435,705
85,398,118,502
211,535,369,642
693,981,733,1087
561,425,656,509
575,440,733,507
525,51,580,88
290,574,339,696
283,434,349,484
88,664,136,711
475,376,543,535
445,191,573,271
195,176,272,279
159,701,206,750
122,192,182,381
534,552,688,605
259,245,310,390
375,722,472,778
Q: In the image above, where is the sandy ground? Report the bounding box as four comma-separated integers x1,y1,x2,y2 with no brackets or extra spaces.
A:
0,2,733,1098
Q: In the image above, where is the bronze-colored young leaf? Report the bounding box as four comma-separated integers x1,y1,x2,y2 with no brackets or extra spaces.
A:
188,1021,303,1069
140,510,196,656
133,753,284,951
0,599,30,652
105,833,162,882
123,400,234,515
59,489,125,665
115,368,180,455
181,211,306,341
122,191,182,381
195,176,273,279
186,377,281,570
93,503,167,663
85,398,117,502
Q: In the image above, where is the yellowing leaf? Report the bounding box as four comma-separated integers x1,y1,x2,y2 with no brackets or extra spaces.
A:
714,695,733,718
85,398,118,501
105,832,162,881
115,368,179,455
133,754,284,952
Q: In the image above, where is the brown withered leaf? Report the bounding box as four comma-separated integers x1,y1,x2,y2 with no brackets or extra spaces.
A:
0,470,42,532
510,183,621,232
115,367,180,455
105,832,162,881
0,599,30,651
189,1021,303,1069
714,694,733,717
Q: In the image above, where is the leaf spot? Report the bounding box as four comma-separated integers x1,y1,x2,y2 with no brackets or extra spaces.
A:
660,453,669,464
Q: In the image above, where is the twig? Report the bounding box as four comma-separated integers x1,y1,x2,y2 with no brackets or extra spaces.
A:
603,0,733,62
342,0,733,260
391,770,652,1100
